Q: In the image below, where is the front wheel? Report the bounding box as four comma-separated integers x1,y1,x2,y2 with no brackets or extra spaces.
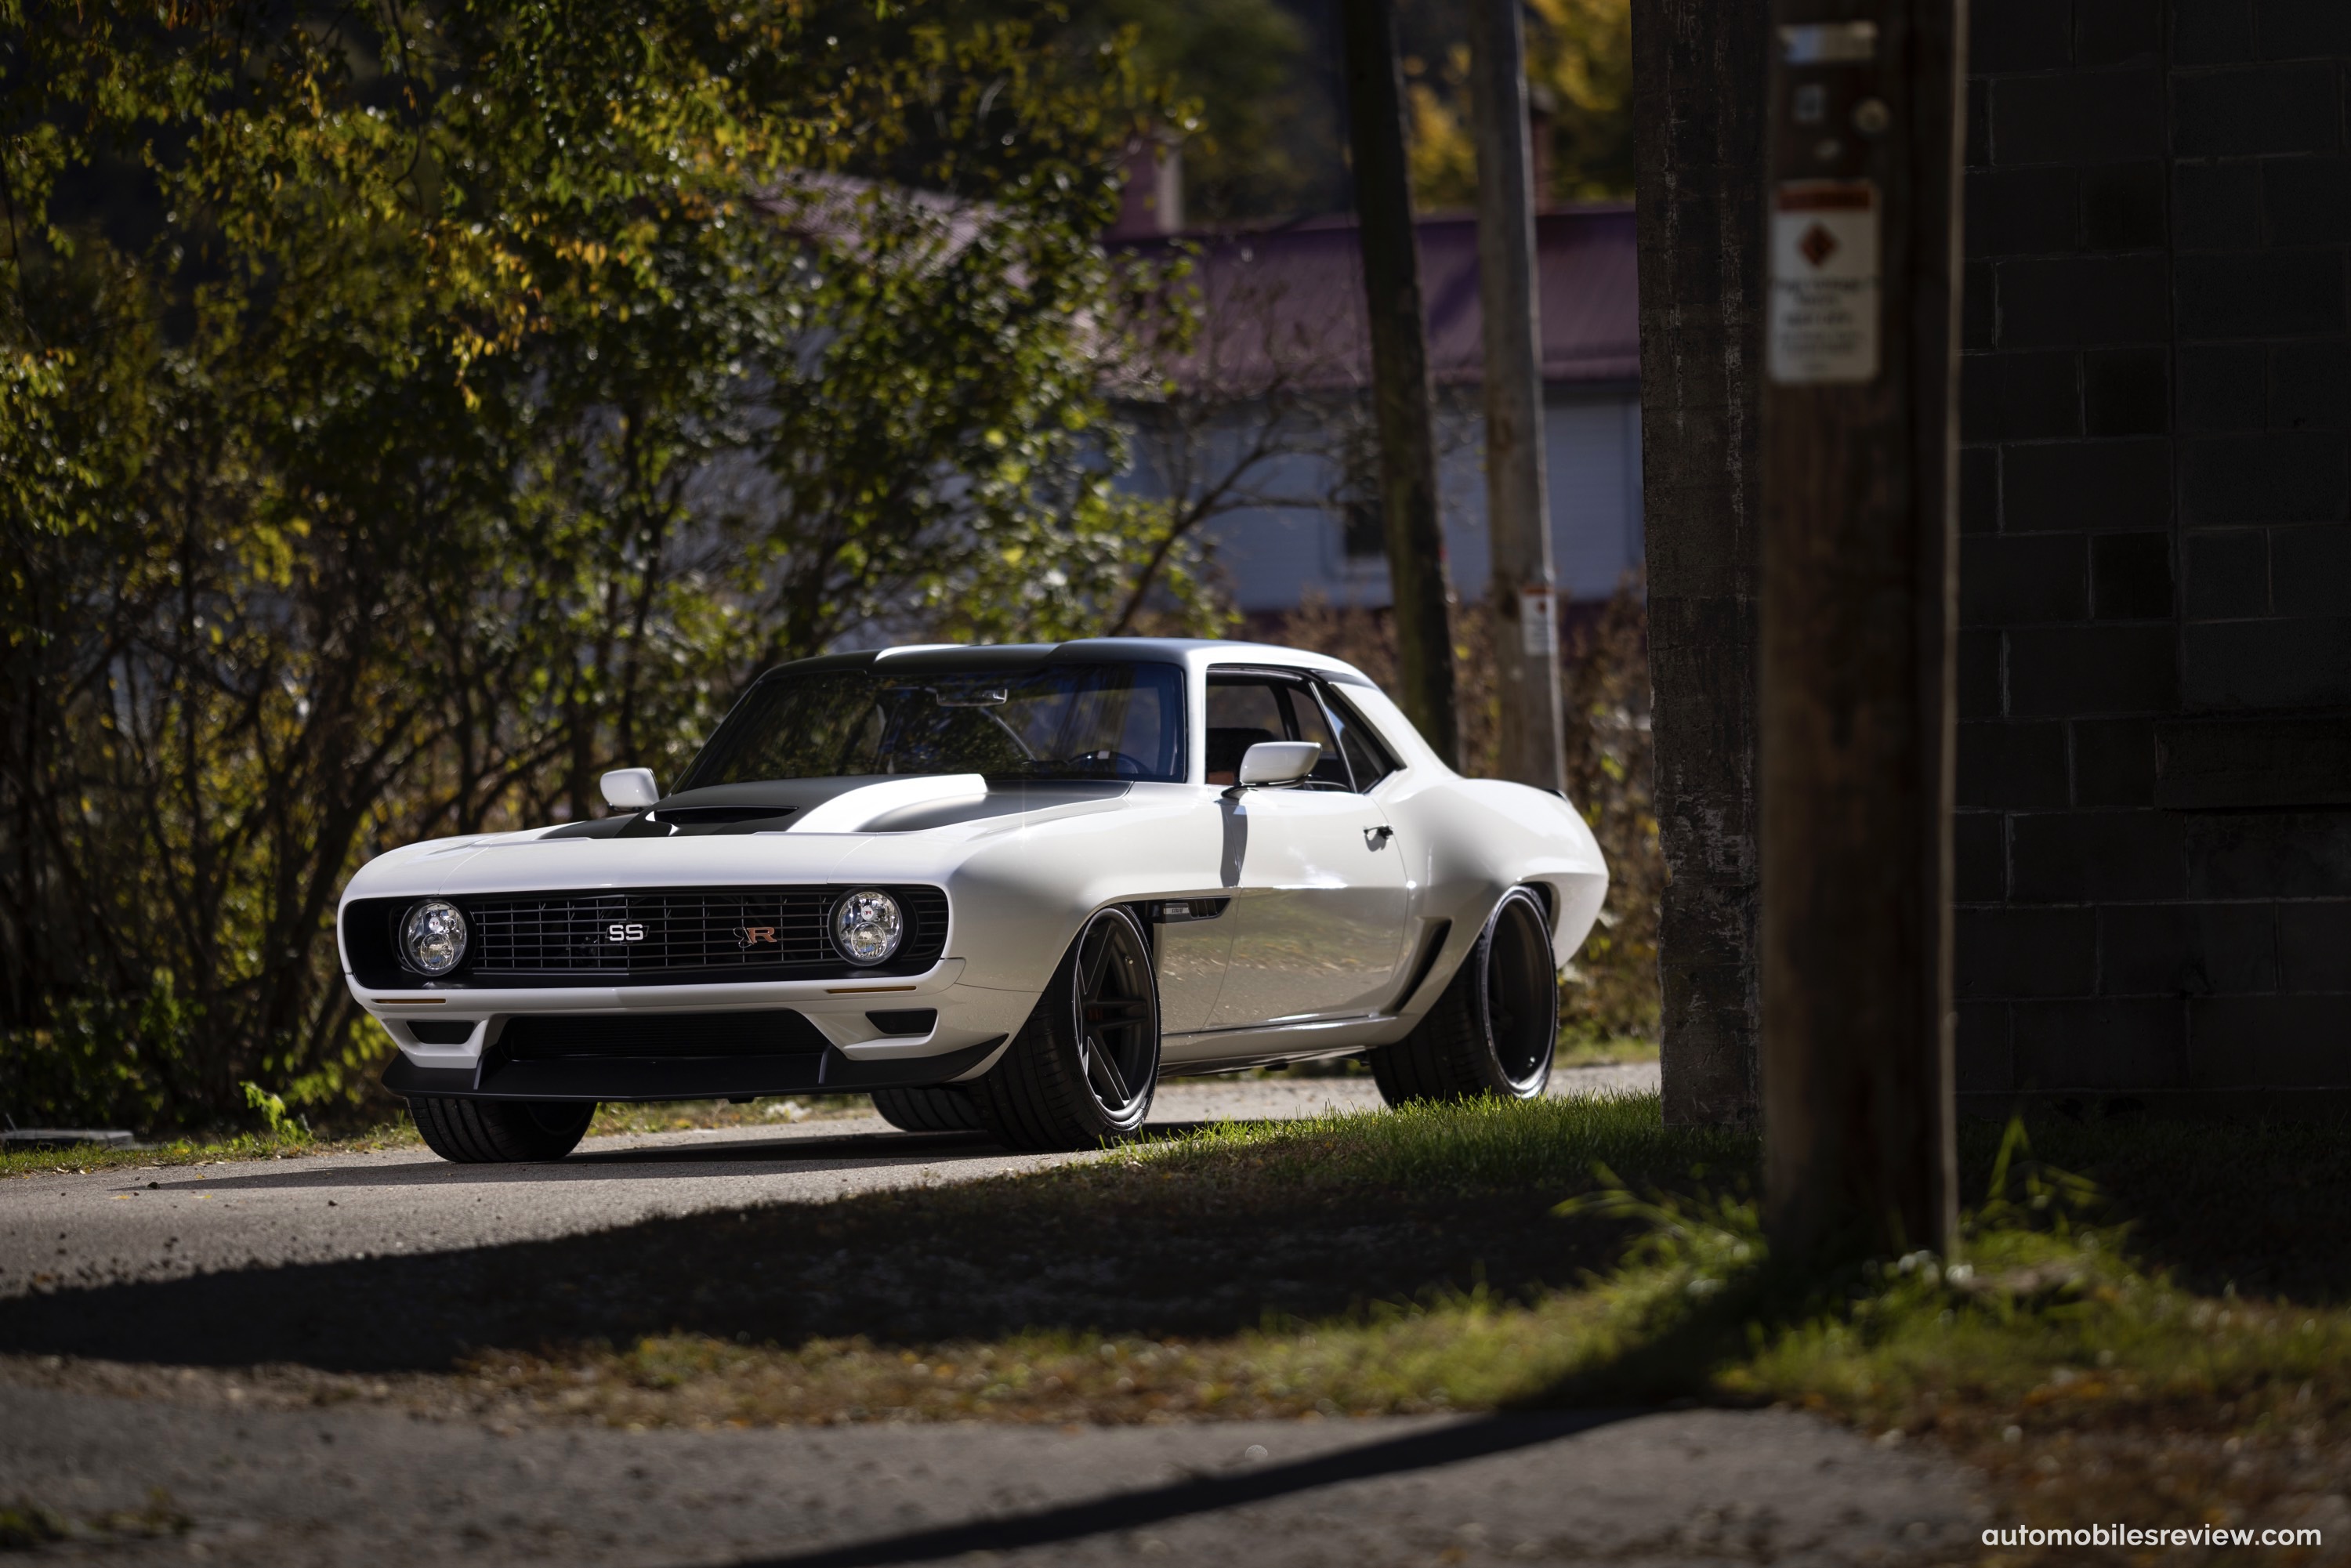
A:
410,1097,596,1163
1371,886,1557,1106
969,905,1161,1151
870,1084,986,1133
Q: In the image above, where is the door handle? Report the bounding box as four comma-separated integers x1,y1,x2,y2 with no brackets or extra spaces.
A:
1364,825,1394,850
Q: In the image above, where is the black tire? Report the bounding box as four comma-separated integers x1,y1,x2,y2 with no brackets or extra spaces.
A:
1371,886,1557,1106
870,1084,986,1133
410,1097,596,1163
969,905,1161,1152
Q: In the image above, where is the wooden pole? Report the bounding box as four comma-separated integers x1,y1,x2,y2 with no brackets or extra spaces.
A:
1339,0,1461,769
1468,0,1566,792
1759,0,1965,1261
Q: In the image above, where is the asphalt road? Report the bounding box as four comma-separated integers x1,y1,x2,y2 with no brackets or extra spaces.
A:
0,1382,1978,1565
0,1067,1660,1299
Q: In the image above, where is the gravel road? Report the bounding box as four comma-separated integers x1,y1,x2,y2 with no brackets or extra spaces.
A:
0,1067,1659,1298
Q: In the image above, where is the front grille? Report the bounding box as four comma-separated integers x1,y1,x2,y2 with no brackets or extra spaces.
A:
458,885,947,980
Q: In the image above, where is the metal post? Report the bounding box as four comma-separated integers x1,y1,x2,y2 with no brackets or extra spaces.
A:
1469,0,1566,791
1759,0,1965,1261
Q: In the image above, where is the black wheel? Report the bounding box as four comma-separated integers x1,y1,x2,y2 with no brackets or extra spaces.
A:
1371,887,1557,1106
410,1097,596,1163
870,1084,986,1133
969,905,1161,1151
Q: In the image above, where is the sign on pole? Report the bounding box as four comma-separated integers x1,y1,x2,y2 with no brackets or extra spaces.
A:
1759,0,1965,1261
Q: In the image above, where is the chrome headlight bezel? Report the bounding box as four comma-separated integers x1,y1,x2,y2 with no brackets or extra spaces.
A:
831,889,905,967
399,899,469,977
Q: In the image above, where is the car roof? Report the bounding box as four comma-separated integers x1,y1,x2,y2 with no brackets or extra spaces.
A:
749,639,1372,684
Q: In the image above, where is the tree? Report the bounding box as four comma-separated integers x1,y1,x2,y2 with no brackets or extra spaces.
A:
1407,0,1635,208
0,0,1209,1131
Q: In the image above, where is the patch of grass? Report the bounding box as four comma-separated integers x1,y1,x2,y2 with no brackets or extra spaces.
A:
1,1094,881,1179
0,1124,421,1180
0,1490,189,1552
1554,1033,1659,1068
0,1497,69,1551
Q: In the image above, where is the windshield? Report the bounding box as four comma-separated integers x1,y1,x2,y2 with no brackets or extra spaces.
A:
683,662,1188,787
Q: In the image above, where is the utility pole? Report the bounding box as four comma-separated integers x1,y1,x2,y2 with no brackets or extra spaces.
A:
1759,0,1964,1261
1468,0,1565,791
1339,0,1460,769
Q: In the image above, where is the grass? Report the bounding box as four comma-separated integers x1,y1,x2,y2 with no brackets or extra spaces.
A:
0,1123,422,1180
1552,1032,1659,1068
0,1095,878,1179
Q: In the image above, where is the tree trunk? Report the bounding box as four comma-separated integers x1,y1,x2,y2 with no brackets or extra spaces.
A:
1338,0,1459,768
1632,0,1770,1127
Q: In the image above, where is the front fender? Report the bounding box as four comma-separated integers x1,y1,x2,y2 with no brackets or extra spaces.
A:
1382,773,1610,1017
837,786,1232,999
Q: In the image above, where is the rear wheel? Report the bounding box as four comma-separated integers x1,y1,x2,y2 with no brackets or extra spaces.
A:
870,1084,986,1133
969,905,1161,1151
409,1097,596,1163
1371,887,1557,1106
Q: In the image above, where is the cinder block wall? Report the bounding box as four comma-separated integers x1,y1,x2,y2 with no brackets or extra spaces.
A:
1955,0,2351,1112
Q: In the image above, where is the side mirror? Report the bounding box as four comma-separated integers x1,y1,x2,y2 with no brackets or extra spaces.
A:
600,768,660,810
1235,741,1320,788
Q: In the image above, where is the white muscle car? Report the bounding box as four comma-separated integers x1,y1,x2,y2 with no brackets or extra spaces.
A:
340,639,1609,1161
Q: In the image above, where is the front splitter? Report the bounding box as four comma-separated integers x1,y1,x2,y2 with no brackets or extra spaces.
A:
381,1035,1005,1103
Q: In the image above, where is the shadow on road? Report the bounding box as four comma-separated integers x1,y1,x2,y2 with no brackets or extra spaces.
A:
719,1411,1637,1567
0,1122,1621,1375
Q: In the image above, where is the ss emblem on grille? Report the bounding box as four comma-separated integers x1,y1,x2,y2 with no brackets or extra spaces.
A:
606,922,647,943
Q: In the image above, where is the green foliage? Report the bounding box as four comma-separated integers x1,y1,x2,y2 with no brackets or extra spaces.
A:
1405,0,1636,209
239,1080,306,1140
0,0,1215,1132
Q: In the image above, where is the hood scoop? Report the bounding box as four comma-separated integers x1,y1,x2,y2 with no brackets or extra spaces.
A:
621,805,799,836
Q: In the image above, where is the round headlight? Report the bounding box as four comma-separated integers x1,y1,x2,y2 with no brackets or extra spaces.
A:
400,900,469,976
831,889,904,966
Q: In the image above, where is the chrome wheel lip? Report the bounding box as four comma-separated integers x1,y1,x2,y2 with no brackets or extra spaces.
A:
1485,889,1558,1095
1070,908,1158,1123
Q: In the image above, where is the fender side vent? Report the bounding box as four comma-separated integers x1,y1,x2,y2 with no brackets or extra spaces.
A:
1391,920,1453,1012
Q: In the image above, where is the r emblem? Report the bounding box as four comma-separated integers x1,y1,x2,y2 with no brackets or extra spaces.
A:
737,925,778,948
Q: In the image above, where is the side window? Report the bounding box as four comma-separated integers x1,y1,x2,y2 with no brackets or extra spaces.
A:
1281,686,1356,791
1204,679,1288,785
1322,686,1399,791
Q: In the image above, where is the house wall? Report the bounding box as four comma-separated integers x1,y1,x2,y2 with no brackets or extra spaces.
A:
1183,388,1645,614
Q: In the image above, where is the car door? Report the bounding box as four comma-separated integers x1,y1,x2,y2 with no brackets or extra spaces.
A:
1204,672,1412,1026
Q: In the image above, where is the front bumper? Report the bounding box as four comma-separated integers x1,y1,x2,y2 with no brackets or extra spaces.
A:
382,1030,1008,1103
359,957,1036,1103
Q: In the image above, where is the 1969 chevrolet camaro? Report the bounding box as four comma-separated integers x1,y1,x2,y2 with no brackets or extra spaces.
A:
341,639,1610,1161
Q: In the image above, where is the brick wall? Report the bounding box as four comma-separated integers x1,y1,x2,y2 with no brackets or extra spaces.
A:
1957,0,2351,1112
